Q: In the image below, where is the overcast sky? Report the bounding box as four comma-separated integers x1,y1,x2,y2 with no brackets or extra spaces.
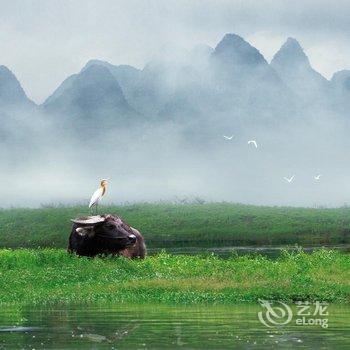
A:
1,0,350,103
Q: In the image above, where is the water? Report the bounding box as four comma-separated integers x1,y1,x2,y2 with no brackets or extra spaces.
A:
148,244,350,259
0,303,349,349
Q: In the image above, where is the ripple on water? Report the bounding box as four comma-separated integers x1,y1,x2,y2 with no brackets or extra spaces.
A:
0,303,348,349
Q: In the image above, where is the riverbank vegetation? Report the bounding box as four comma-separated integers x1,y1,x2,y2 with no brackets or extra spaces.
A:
0,249,349,305
0,203,350,248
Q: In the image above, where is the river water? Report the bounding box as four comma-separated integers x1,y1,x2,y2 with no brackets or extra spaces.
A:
0,303,349,349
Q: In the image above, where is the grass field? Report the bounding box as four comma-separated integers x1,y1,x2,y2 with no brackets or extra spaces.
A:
0,248,349,305
0,203,350,248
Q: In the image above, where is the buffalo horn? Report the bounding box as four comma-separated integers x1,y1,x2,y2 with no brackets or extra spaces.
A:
71,215,106,225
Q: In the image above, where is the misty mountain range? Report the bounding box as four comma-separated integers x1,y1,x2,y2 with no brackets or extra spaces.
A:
2,33,350,129
1,33,350,207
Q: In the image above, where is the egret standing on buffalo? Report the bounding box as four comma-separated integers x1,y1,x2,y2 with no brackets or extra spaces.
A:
89,179,108,214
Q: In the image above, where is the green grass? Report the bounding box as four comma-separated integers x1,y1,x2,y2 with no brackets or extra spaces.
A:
0,203,350,248
0,249,349,305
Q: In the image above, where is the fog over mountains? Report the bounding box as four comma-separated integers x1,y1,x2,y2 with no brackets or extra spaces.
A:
1,33,350,207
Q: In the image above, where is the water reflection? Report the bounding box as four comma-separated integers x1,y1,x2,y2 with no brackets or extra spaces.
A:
0,303,349,349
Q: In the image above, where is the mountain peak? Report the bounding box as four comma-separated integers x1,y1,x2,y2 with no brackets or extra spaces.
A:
331,69,350,90
44,64,137,121
82,59,140,77
271,38,309,67
271,38,329,101
82,59,113,72
212,33,267,66
0,65,34,107
0,65,14,77
284,37,303,48
79,63,113,79
331,69,350,82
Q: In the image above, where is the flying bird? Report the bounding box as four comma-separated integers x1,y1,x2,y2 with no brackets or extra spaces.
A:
223,135,234,140
248,140,258,148
89,179,108,214
314,174,322,180
284,175,295,183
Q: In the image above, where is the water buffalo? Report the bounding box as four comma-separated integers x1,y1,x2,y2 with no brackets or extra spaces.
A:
68,214,146,258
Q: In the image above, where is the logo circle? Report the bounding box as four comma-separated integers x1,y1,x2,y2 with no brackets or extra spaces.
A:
258,299,293,327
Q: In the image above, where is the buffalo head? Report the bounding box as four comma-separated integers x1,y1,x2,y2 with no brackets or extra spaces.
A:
68,214,137,257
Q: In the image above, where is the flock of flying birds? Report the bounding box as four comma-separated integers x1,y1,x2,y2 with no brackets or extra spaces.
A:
222,134,322,183
87,133,324,212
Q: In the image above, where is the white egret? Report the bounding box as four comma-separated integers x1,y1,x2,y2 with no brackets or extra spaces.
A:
89,179,108,214
283,175,295,183
223,135,234,140
248,140,258,148
314,174,322,180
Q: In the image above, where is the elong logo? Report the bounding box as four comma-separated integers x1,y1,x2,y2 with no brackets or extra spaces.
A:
258,299,329,329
